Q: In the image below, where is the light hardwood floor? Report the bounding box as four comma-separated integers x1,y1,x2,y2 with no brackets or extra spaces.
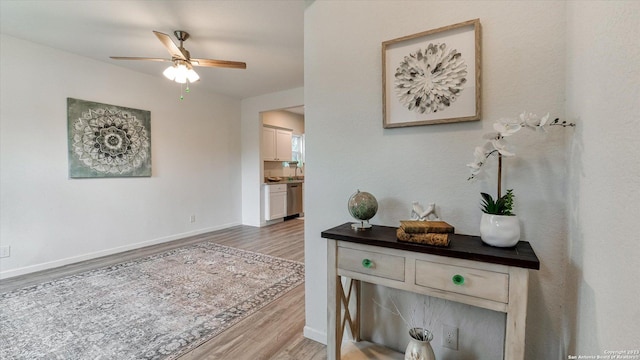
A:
1,218,327,360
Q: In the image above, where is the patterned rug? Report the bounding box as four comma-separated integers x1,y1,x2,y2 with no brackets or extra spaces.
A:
0,242,304,359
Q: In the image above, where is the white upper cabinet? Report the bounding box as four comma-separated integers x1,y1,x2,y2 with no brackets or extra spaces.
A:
263,127,292,161
275,129,293,161
262,127,277,160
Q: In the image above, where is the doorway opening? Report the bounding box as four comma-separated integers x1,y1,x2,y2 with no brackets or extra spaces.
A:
260,106,305,225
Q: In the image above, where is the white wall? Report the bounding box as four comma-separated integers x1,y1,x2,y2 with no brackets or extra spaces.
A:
0,35,242,278
565,1,640,356
240,87,304,227
304,1,571,358
263,110,305,135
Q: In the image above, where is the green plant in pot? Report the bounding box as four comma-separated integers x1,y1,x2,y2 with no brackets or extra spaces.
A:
478,189,520,247
481,189,515,216
467,111,574,247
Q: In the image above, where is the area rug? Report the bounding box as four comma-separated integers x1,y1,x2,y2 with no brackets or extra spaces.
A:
0,242,305,360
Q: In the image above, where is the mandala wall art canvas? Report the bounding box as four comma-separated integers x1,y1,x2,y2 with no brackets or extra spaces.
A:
67,98,151,178
382,19,481,128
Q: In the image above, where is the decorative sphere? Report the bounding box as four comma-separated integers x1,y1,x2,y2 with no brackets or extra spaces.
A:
348,190,378,221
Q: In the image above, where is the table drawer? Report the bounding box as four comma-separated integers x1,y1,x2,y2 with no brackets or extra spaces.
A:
415,260,509,303
338,247,405,282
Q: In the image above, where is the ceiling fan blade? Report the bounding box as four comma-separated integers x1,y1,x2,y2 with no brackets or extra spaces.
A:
191,58,247,69
110,56,171,62
153,31,187,60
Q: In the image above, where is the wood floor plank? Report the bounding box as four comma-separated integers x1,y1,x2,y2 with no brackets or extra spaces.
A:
1,218,328,359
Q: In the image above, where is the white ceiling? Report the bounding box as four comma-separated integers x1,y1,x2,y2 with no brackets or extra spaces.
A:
0,0,305,99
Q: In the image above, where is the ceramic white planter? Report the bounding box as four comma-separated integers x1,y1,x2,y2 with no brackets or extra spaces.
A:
480,213,520,247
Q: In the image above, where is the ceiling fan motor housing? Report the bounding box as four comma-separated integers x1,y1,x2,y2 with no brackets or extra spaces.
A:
174,30,190,42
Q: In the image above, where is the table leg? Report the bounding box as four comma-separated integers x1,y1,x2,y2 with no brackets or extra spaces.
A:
327,240,341,360
505,267,529,360
339,278,361,342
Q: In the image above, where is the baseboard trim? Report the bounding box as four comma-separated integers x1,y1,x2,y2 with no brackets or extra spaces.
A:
263,218,284,227
303,325,327,345
0,222,240,280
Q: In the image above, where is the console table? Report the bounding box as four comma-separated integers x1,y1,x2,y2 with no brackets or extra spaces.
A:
322,223,540,360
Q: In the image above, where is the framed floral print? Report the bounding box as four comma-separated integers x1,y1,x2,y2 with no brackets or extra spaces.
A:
382,19,481,128
67,98,151,178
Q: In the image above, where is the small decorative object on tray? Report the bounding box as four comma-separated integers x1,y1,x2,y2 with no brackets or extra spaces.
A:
397,220,455,247
410,201,440,221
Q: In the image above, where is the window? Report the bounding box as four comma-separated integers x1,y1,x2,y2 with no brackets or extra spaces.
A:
291,134,305,167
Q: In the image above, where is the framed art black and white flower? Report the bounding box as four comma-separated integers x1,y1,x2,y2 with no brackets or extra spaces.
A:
67,98,151,178
382,19,481,128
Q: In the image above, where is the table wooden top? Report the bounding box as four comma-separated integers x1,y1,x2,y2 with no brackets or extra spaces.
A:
321,223,540,270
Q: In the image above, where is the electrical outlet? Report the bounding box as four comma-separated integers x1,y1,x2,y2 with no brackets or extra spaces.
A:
0,246,10,258
442,324,458,350
190,215,196,223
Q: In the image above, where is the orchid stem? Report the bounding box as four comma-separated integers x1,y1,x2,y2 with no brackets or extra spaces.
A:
498,153,502,199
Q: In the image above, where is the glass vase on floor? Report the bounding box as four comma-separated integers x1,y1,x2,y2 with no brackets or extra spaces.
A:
405,327,436,360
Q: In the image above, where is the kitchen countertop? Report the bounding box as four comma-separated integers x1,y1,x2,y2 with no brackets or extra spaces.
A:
263,179,304,185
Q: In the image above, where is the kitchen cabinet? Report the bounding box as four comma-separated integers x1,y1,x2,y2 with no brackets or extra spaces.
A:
262,127,292,161
265,184,287,220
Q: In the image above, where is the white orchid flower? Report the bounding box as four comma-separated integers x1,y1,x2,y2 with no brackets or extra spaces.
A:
467,145,490,176
467,111,569,199
467,160,484,179
520,111,550,131
536,113,550,132
520,112,536,127
482,131,501,140
493,118,522,137
491,138,515,156
467,147,483,168
474,145,487,160
466,161,482,173
539,113,550,127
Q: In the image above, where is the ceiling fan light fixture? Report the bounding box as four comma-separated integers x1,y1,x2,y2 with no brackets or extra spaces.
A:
186,68,200,83
163,65,177,81
173,63,191,84
175,71,187,84
163,62,199,84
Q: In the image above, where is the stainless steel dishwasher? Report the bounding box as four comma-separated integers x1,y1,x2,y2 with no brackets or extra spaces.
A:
287,183,303,216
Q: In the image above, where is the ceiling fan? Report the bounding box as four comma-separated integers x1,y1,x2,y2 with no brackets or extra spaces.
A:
111,30,246,85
